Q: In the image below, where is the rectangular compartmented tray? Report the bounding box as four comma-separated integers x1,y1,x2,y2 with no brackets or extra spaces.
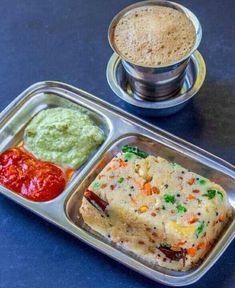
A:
0,81,234,286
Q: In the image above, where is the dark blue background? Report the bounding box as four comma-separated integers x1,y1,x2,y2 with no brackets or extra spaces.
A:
0,1,234,287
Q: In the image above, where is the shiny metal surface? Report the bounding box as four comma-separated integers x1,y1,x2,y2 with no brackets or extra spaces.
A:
0,81,234,286
107,51,206,117
123,59,189,101
108,0,202,100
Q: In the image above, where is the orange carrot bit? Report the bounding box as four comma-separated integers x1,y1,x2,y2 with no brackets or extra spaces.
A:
197,241,206,250
65,168,75,180
187,194,195,201
219,213,226,222
175,240,187,247
143,182,152,196
187,178,196,185
119,159,128,167
151,186,160,194
188,214,199,224
187,247,196,257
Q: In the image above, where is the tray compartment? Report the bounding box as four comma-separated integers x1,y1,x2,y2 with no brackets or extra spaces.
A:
65,133,235,278
0,91,111,202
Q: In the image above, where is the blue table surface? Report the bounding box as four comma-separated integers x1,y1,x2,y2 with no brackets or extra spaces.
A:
0,0,234,287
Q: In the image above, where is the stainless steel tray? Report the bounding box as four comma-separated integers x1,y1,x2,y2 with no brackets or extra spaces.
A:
0,81,234,286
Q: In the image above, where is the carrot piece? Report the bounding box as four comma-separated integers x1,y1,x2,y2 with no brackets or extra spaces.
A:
152,186,160,194
65,168,75,179
219,213,226,222
187,194,195,200
187,178,195,185
187,247,196,257
188,214,199,224
143,182,152,196
197,241,206,249
175,240,187,247
119,159,128,167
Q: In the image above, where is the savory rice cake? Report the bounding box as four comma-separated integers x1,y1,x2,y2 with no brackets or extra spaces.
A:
80,146,231,271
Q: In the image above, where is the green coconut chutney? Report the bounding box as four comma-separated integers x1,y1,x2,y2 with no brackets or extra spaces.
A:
24,107,104,169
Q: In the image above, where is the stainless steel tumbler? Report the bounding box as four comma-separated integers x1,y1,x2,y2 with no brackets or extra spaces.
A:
108,0,202,101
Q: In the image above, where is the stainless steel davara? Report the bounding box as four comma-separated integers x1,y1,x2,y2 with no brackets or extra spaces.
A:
0,82,234,286
108,0,202,101
106,51,206,117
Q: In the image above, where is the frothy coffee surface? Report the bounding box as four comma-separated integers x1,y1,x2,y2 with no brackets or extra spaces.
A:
113,6,196,66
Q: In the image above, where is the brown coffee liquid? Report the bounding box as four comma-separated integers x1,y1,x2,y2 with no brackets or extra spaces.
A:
114,6,196,66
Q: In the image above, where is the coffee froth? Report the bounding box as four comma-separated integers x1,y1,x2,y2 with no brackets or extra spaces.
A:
113,6,196,66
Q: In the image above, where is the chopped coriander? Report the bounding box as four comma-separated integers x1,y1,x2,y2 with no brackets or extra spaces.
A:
202,189,216,199
217,191,224,200
122,145,148,158
202,189,223,200
93,182,100,190
199,179,206,185
176,204,187,213
118,177,124,184
164,194,175,204
196,221,205,237
124,152,135,161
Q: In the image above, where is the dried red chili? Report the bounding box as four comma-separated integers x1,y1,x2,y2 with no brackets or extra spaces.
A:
159,246,187,264
84,190,108,212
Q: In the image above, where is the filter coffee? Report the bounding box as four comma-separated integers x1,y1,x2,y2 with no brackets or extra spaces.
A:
113,6,196,66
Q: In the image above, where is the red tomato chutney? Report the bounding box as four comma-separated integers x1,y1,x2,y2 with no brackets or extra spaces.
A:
0,148,66,201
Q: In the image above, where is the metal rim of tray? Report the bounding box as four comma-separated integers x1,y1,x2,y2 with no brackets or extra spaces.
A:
106,50,206,109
